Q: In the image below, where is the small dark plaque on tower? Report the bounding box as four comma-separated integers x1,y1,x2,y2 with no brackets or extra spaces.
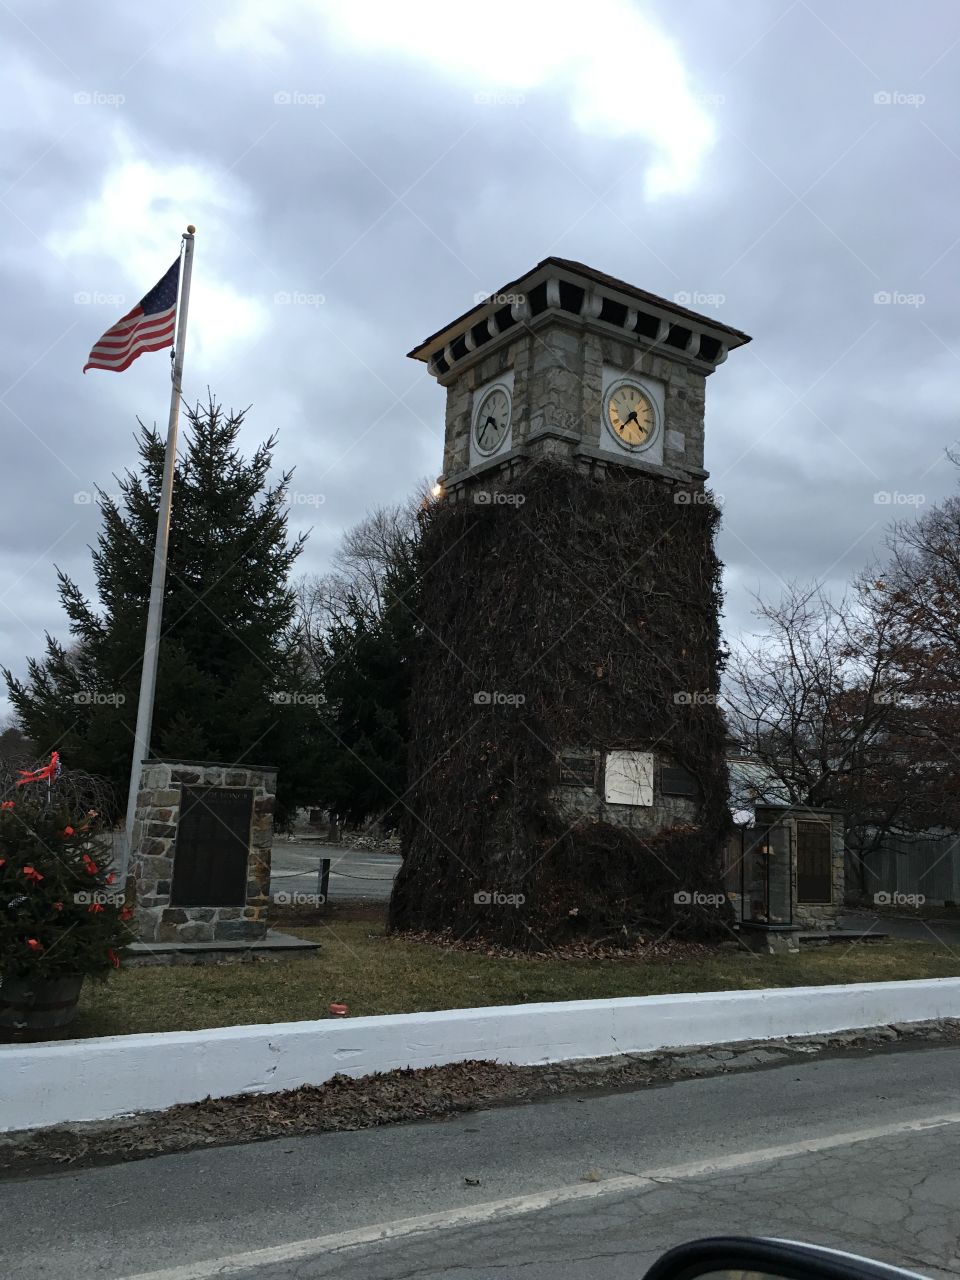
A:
558,755,596,787
170,786,254,908
661,765,698,797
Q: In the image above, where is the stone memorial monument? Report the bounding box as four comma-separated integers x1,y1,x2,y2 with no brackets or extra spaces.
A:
129,758,276,944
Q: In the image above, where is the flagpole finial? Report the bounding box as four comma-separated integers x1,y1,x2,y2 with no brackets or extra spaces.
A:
186,224,196,234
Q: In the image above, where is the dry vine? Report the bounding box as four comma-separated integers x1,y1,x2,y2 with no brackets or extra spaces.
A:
390,459,732,949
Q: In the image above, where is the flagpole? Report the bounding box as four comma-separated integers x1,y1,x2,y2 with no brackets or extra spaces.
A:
118,225,196,885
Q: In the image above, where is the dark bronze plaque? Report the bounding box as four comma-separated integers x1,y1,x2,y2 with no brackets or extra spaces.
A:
796,820,832,903
170,786,254,907
661,766,698,797
559,756,595,787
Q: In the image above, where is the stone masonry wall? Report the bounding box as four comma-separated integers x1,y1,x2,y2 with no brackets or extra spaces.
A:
441,316,708,489
129,758,277,945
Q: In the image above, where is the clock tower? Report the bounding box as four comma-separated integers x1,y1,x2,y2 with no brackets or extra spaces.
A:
408,257,749,498
390,259,751,949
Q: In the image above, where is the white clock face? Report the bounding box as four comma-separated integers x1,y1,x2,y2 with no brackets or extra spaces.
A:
605,380,657,449
474,386,511,456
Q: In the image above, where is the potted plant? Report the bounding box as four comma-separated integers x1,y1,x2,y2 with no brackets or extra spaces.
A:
0,775,133,1035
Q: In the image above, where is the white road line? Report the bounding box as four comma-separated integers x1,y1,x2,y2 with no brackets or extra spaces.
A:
118,1112,960,1280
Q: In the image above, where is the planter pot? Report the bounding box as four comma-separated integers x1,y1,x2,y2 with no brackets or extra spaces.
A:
0,974,85,1034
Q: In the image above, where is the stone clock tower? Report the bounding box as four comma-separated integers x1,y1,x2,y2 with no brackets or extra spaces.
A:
390,258,751,948
408,257,749,498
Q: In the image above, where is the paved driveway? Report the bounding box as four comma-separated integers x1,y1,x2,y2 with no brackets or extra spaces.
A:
269,840,400,902
6,1041,960,1279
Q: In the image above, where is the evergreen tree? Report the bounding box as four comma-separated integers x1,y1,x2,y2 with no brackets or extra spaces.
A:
314,526,421,827
4,398,319,825
0,787,133,980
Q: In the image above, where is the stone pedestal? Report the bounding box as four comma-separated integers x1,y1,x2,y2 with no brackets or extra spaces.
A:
129,758,277,944
739,923,801,955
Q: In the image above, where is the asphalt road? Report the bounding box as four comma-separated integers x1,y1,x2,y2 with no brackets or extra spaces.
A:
5,1042,960,1279
269,841,400,902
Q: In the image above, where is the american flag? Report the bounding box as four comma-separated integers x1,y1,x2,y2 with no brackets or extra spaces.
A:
83,258,181,373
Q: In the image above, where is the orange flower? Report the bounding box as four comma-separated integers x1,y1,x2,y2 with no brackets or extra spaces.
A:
52,901,63,911
107,948,120,969
87,903,104,913
120,906,133,921
0,801,14,810
82,854,99,876
26,938,43,952
22,865,44,883
106,872,116,885
62,826,75,837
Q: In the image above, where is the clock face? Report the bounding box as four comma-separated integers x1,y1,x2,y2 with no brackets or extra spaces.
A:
606,381,656,448
474,386,511,456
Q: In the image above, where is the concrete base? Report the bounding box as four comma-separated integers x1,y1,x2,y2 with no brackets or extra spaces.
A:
800,930,889,947
740,924,801,954
124,929,319,967
7,977,960,1132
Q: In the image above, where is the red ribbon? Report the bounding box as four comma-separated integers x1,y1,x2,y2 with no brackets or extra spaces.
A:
16,751,61,787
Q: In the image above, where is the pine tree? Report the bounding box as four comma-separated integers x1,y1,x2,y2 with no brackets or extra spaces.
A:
4,398,320,825
314,527,421,827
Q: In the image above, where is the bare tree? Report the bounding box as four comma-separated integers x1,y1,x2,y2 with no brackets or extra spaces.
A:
296,485,430,664
867,492,960,833
724,581,909,893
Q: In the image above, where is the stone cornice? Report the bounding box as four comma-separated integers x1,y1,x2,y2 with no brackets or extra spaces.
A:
408,258,751,383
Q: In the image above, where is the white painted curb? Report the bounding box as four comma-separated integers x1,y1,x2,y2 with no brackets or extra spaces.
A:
3,977,960,1133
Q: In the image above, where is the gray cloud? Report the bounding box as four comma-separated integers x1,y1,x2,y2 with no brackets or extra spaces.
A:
2,0,959,712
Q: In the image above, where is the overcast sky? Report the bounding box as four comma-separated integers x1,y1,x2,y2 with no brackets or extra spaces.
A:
2,0,958,710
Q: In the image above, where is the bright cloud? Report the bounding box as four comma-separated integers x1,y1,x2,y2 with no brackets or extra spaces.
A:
217,0,715,197
45,130,267,364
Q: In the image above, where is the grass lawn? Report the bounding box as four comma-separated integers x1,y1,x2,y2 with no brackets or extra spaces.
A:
60,916,960,1041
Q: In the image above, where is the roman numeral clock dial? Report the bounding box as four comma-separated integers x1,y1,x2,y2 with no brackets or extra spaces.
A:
606,381,656,448
474,386,511,456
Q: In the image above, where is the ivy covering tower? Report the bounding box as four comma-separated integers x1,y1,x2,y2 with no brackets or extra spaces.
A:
390,258,751,948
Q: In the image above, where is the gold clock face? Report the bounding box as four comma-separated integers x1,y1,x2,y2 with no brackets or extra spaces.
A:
474,386,511,455
607,382,655,447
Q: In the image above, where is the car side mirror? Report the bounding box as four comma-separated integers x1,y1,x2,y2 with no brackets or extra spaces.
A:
642,1237,930,1280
